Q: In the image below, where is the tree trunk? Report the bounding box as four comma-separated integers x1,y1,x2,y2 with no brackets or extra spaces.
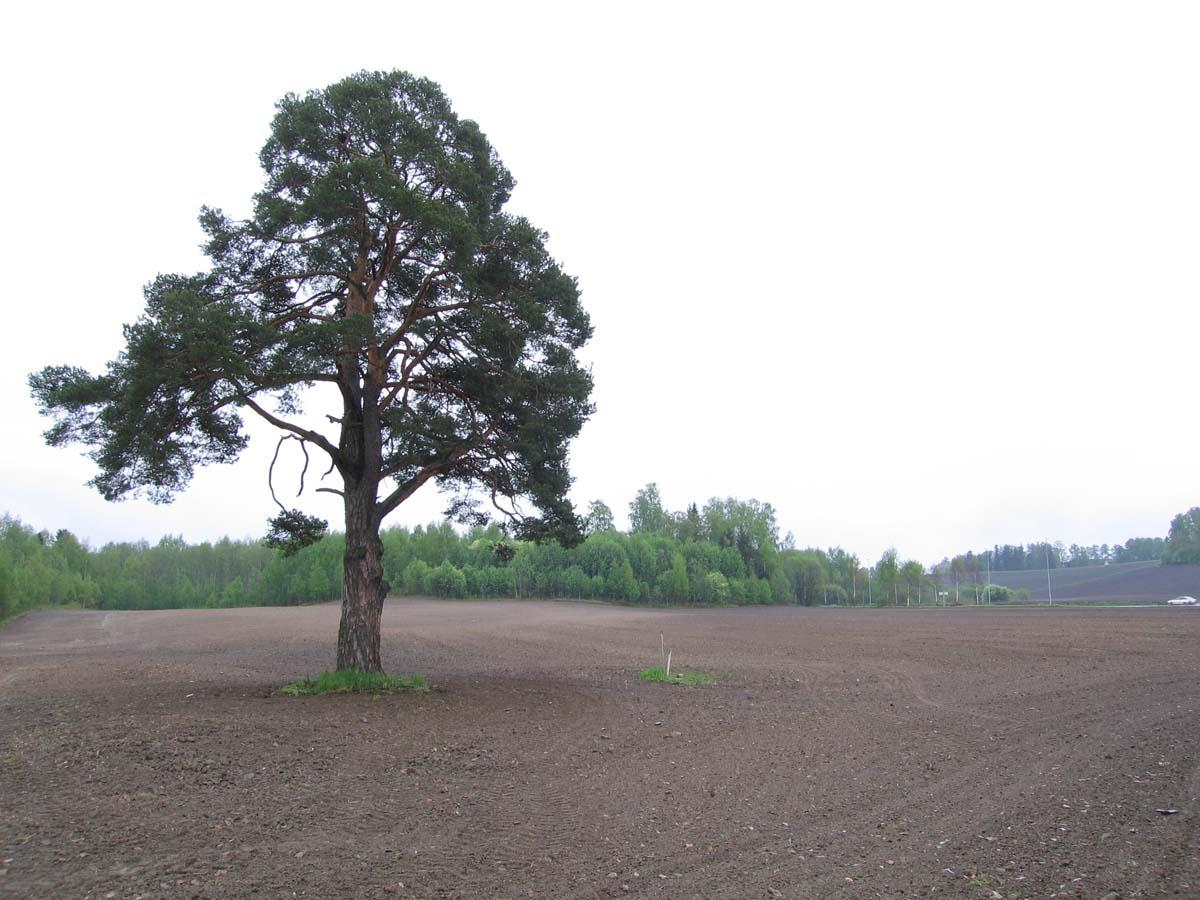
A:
337,480,388,672
335,262,387,672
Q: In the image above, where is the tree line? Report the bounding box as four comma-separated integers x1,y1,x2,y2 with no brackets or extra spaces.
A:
4,495,1198,621
935,508,1200,577
936,536,1167,578
0,487,937,619
0,514,342,621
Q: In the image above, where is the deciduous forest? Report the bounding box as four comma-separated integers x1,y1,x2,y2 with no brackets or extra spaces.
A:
3,489,1194,622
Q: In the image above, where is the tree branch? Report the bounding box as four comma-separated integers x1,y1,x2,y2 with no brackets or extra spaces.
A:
268,434,319,510
237,393,342,466
269,225,342,245
377,267,454,355
376,446,470,519
267,436,289,513
231,269,345,298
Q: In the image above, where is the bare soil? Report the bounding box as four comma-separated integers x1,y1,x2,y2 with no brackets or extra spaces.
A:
1,600,1197,899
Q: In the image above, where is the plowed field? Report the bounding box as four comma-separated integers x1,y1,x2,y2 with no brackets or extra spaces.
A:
1,600,1197,898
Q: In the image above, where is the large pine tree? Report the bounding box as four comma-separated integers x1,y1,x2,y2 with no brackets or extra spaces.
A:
30,71,593,671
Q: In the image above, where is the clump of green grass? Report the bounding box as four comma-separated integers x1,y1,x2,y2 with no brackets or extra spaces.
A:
278,669,428,696
638,667,725,686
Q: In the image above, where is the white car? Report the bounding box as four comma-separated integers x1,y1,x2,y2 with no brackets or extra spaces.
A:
1167,596,1198,606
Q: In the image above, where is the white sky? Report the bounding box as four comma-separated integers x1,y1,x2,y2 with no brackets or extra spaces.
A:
2,1,1197,565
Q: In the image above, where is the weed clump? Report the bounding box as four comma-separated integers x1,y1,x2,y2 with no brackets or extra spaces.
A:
638,667,725,686
278,670,428,696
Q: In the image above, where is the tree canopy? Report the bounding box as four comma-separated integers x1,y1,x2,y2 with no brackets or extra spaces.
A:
628,483,672,536
1164,507,1200,564
584,499,615,534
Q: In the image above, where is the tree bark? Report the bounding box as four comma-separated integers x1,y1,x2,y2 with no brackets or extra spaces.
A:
334,245,391,672
333,299,389,670
337,477,388,672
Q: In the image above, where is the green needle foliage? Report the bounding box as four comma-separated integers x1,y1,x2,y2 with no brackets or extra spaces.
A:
265,509,330,557
278,670,428,695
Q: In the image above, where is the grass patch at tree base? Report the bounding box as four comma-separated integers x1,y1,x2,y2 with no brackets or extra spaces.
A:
638,667,727,686
277,670,428,696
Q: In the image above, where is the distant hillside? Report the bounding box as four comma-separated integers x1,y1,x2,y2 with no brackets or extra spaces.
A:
983,560,1200,603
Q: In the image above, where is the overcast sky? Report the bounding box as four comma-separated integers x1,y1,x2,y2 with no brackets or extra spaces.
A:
2,2,1197,565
